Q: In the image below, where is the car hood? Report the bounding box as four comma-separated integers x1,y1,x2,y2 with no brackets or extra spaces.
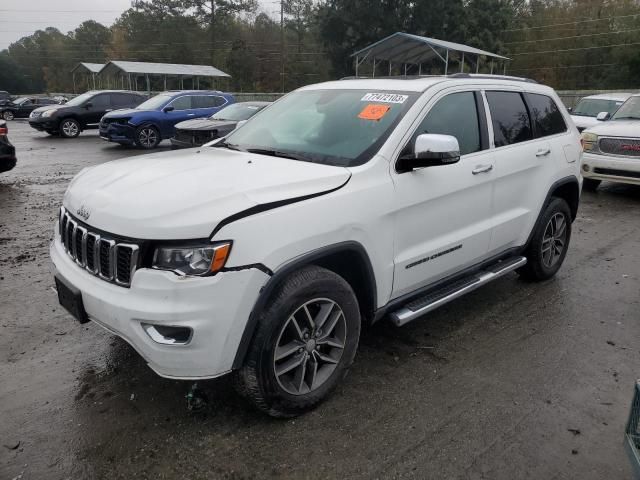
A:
102,108,144,119
584,119,640,137
570,115,600,130
32,104,61,114
63,147,351,239
175,118,237,131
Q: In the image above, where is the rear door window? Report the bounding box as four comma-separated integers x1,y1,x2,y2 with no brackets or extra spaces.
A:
524,93,567,138
486,91,533,147
193,95,227,108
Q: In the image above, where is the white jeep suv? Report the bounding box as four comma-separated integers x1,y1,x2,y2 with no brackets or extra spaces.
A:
51,75,582,417
581,93,640,190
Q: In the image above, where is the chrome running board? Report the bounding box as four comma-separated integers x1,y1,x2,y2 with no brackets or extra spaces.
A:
390,256,527,327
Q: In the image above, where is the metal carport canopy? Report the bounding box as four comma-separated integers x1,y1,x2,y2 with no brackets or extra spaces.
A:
99,61,230,78
71,62,104,74
351,32,509,75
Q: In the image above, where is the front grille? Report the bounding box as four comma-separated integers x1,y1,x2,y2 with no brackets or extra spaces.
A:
594,167,640,179
174,129,192,143
58,207,139,287
599,137,640,157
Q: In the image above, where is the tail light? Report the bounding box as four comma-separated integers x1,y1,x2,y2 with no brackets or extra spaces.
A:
0,126,7,135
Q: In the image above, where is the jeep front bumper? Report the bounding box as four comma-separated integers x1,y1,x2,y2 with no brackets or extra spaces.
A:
50,234,269,379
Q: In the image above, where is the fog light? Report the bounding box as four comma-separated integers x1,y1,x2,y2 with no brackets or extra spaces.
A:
142,323,192,345
582,164,590,172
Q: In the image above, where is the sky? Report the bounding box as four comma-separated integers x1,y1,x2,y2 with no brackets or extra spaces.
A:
0,0,275,50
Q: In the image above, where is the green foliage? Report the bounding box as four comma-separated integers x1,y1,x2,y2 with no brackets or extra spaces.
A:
2,0,640,93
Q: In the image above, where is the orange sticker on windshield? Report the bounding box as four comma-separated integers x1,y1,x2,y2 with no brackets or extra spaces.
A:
358,104,391,121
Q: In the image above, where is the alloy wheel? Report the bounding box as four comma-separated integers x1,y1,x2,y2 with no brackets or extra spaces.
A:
138,127,158,148
273,298,347,395
62,120,79,137
3,111,14,121
541,212,567,268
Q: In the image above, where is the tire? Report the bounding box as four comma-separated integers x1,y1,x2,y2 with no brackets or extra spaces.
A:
233,265,361,417
2,110,14,121
582,178,601,191
518,197,572,282
135,125,160,149
59,118,80,138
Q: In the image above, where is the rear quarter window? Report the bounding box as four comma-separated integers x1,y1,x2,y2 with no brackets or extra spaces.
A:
486,91,533,147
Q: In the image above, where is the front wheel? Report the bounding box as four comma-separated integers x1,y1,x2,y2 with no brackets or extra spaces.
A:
233,266,361,417
135,125,160,149
59,118,80,138
2,110,14,121
518,197,572,281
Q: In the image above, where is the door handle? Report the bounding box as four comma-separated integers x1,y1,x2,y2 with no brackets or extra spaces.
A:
536,148,551,157
472,164,493,175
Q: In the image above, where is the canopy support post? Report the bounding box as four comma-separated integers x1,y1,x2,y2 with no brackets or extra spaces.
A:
372,58,376,78
445,49,449,75
477,56,480,73
164,75,167,91
404,63,408,77
490,60,494,74
460,52,465,73
72,72,76,93
419,64,422,76
503,62,507,75
389,61,392,75
355,55,359,77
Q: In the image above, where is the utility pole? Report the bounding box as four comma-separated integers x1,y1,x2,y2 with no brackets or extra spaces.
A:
280,0,285,93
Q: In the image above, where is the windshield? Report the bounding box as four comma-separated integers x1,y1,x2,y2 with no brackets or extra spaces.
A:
210,103,265,121
65,92,96,107
611,96,640,120
572,98,624,117
136,94,172,110
220,89,417,166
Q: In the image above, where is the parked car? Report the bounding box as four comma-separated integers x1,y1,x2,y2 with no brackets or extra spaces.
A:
99,90,235,149
51,75,582,417
569,92,631,132
29,90,146,138
581,93,640,190
0,120,17,173
0,91,12,106
1,96,59,120
625,381,640,480
171,101,270,148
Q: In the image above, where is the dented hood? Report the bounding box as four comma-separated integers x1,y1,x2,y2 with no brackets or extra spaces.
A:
63,147,350,239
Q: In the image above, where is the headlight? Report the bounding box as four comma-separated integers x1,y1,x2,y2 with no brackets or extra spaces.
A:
152,242,232,276
42,109,57,118
581,132,599,153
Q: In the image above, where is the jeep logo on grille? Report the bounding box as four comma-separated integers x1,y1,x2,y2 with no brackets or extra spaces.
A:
621,144,640,152
76,205,91,221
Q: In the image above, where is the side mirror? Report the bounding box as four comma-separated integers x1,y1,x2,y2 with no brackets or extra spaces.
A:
596,111,610,121
234,120,247,130
84,102,93,109
567,107,573,113
163,105,175,113
397,134,461,173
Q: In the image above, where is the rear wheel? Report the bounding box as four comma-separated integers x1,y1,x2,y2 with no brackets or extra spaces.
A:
233,266,361,417
59,118,80,138
518,197,572,281
135,125,160,149
582,178,601,191
2,110,14,121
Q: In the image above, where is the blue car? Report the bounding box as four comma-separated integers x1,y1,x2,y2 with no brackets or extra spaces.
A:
99,90,235,149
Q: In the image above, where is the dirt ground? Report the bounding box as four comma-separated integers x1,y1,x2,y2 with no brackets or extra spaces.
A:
1,121,639,480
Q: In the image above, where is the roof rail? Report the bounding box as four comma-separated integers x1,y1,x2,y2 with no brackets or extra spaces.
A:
447,73,538,84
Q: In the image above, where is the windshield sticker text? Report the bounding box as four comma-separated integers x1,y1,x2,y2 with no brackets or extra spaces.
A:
358,104,391,121
361,93,408,104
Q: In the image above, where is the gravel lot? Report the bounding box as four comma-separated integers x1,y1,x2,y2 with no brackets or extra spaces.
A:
1,121,639,479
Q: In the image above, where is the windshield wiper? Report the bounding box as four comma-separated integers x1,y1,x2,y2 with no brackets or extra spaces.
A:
245,148,310,162
214,139,245,151
613,116,640,120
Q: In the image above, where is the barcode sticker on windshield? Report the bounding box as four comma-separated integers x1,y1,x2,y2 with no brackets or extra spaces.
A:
361,93,408,104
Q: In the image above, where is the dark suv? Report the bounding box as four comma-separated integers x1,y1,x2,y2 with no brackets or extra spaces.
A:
29,90,146,138
1,97,59,120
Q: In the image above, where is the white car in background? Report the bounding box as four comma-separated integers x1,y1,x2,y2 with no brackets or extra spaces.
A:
582,94,640,190
570,92,632,132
